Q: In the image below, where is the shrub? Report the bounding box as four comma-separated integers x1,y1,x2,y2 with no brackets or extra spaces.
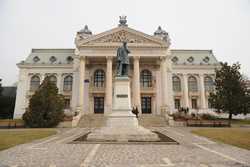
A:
200,113,218,120
171,112,187,121
23,77,65,128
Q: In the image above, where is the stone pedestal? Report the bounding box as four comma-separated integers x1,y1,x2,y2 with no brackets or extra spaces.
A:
87,77,159,142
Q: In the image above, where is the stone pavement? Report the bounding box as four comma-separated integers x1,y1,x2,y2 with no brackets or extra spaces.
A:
0,127,250,167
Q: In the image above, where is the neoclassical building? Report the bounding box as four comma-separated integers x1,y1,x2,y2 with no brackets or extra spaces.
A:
14,17,219,123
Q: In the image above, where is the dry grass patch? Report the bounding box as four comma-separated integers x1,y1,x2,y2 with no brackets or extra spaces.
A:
0,129,56,151
231,119,250,125
192,128,250,150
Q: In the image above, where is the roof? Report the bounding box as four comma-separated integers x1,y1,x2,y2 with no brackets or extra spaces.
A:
171,49,219,65
22,49,75,65
20,48,219,66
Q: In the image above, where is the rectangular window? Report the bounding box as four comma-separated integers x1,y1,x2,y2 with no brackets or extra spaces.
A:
174,99,181,109
94,97,104,113
191,98,197,109
64,99,70,109
141,96,152,114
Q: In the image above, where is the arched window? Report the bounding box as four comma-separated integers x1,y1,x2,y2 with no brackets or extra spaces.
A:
205,76,214,91
140,70,152,87
188,76,198,92
30,75,40,91
49,75,57,85
172,76,181,92
94,70,105,87
63,75,73,91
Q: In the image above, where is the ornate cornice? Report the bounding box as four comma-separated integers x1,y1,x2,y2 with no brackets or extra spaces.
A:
76,26,169,48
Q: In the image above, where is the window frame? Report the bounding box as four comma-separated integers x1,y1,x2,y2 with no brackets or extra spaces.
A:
140,70,152,88
204,76,214,92
63,75,73,91
188,76,198,92
94,69,105,87
172,76,181,92
30,75,40,91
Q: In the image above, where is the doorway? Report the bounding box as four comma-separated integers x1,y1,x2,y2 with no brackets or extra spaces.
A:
94,97,104,113
141,96,152,114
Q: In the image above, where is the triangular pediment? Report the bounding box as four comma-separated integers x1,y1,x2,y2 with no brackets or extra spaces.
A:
76,26,168,47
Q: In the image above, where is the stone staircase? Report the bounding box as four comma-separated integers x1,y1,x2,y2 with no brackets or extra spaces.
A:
77,114,107,128
138,114,168,127
77,114,168,128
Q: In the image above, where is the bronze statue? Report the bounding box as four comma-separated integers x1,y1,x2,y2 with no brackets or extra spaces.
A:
116,42,130,76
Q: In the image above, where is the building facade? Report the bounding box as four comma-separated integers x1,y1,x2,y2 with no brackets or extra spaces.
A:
14,18,219,121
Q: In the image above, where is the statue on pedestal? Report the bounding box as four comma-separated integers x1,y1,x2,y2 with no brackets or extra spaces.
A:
116,42,130,77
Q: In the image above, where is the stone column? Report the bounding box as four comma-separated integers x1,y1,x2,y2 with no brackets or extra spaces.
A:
160,56,168,110
166,59,174,114
71,71,79,110
40,74,45,83
105,56,113,114
57,73,62,94
199,74,206,109
133,56,141,113
77,56,85,114
183,74,189,108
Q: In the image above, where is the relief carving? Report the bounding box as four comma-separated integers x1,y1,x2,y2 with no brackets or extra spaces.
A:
88,30,152,44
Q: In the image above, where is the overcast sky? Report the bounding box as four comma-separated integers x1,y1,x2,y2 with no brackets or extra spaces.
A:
0,0,250,86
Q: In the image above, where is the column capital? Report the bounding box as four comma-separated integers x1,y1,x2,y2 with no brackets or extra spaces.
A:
159,56,167,61
199,74,205,79
79,55,86,60
74,48,80,56
133,56,140,61
106,56,113,61
183,73,188,77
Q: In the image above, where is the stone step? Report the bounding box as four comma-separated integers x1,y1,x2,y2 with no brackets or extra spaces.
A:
138,115,168,127
77,114,168,127
77,114,107,128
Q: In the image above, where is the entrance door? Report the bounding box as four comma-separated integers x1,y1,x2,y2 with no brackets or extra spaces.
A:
141,96,152,114
94,97,104,114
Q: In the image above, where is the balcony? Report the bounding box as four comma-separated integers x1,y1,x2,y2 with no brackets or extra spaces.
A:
89,86,105,93
140,86,155,94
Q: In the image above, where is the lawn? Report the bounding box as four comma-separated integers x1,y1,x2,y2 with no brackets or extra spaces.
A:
231,119,250,125
0,129,57,151
192,128,250,150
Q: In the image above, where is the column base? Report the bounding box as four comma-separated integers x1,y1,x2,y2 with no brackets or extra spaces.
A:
76,106,83,115
87,111,159,142
104,105,112,115
161,105,170,115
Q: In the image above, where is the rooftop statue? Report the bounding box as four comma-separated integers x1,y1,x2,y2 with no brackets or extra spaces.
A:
116,42,130,77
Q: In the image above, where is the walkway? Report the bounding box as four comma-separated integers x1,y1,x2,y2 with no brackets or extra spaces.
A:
0,127,249,167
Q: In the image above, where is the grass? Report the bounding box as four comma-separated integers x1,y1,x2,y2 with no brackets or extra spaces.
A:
0,129,57,151
231,119,250,125
0,119,24,127
192,128,250,150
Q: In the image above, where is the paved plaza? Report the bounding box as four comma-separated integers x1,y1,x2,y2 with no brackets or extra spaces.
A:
0,127,250,167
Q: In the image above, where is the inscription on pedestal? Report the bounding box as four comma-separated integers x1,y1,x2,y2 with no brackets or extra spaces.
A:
116,94,128,98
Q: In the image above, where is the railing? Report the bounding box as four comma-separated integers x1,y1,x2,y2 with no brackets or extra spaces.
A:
140,86,155,93
186,119,230,127
0,119,25,129
89,86,105,93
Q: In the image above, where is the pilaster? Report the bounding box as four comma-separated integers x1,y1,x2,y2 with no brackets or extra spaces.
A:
77,56,86,114
133,56,141,113
183,74,189,108
105,56,113,114
199,74,206,109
